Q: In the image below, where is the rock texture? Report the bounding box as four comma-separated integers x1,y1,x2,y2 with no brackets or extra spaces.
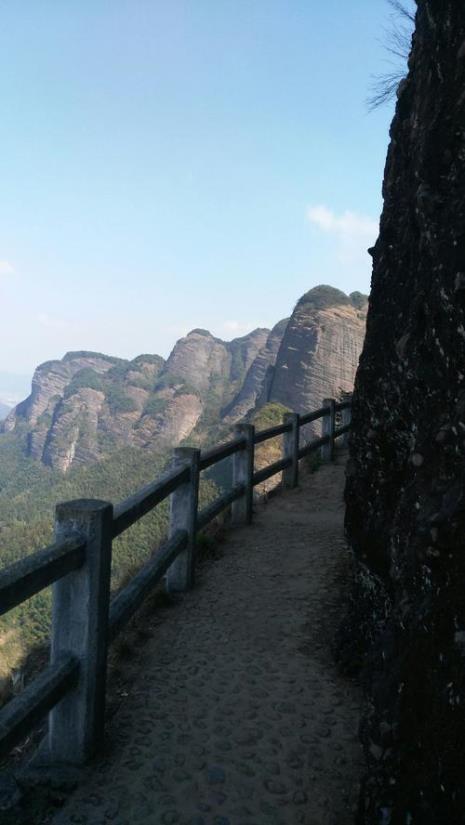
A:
223,319,289,421
3,286,367,473
344,4,465,822
164,327,269,398
2,329,270,473
268,287,367,432
3,352,168,473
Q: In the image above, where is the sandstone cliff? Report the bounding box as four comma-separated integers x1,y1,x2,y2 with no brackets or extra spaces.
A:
222,318,289,421
3,285,367,474
268,286,367,430
344,3,465,821
163,327,269,398
3,328,270,473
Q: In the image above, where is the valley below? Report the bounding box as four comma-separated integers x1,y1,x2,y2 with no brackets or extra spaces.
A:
0,284,367,693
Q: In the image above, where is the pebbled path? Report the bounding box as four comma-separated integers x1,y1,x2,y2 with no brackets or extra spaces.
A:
52,454,362,825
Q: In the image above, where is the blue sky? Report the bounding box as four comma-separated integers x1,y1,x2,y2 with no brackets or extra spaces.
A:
0,1,408,381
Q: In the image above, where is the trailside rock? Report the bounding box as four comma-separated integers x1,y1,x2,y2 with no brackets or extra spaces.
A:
268,286,367,425
345,3,465,821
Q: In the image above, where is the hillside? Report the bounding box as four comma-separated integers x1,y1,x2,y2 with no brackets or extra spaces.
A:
0,284,367,690
2,329,268,473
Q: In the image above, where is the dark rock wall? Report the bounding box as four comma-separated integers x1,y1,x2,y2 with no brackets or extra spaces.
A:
345,2,465,822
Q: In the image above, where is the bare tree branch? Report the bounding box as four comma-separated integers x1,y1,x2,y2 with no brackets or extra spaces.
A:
367,1,415,110
388,0,415,23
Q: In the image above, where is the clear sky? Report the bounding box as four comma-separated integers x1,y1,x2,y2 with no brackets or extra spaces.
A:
0,0,408,380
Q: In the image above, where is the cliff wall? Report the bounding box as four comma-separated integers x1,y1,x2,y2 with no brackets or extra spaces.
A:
269,286,367,432
345,3,465,821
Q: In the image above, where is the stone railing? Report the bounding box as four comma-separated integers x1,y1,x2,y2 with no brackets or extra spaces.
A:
0,397,351,767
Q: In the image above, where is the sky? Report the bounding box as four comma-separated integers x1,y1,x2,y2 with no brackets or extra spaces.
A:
0,0,410,387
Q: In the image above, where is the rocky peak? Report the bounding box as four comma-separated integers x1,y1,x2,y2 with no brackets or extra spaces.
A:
3,352,119,433
268,286,367,420
2,287,366,473
223,319,289,421
162,326,270,397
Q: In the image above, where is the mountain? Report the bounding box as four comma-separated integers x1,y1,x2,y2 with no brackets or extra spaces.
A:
266,286,367,427
222,318,289,422
2,329,270,473
2,286,368,474
0,284,368,688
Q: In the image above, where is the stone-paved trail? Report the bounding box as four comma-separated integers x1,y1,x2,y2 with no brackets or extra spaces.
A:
53,454,362,825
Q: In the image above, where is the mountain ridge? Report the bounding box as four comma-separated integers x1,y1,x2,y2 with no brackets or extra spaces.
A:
3,285,368,473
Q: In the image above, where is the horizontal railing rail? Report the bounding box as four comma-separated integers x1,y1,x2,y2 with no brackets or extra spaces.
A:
108,529,188,642
0,654,79,758
198,435,246,471
253,421,292,444
112,464,190,538
0,394,351,764
0,537,86,616
299,404,329,426
253,455,292,486
298,433,330,460
197,484,245,531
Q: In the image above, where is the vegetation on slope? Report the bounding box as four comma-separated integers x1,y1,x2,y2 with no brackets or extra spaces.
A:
297,285,352,310
0,431,216,670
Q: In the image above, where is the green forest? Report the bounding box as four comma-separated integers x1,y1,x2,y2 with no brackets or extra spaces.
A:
0,427,217,662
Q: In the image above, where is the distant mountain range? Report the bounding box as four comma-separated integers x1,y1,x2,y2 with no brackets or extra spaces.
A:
2,285,368,474
0,401,11,420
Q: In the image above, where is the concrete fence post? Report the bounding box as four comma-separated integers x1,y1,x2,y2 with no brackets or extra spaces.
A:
321,398,336,462
282,412,300,489
49,499,113,764
231,424,255,525
166,447,200,593
341,397,352,448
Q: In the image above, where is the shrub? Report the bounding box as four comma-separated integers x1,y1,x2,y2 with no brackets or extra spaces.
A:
106,387,138,414
143,396,168,417
297,285,350,310
349,291,368,309
64,368,105,397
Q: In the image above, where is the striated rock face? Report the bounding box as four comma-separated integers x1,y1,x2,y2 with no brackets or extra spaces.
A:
3,352,171,472
3,352,117,434
268,286,367,428
223,319,289,421
164,328,269,396
135,393,203,448
3,287,366,473
344,3,465,821
2,328,270,473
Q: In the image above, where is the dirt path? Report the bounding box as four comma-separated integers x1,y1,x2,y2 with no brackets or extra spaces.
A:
52,454,362,825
